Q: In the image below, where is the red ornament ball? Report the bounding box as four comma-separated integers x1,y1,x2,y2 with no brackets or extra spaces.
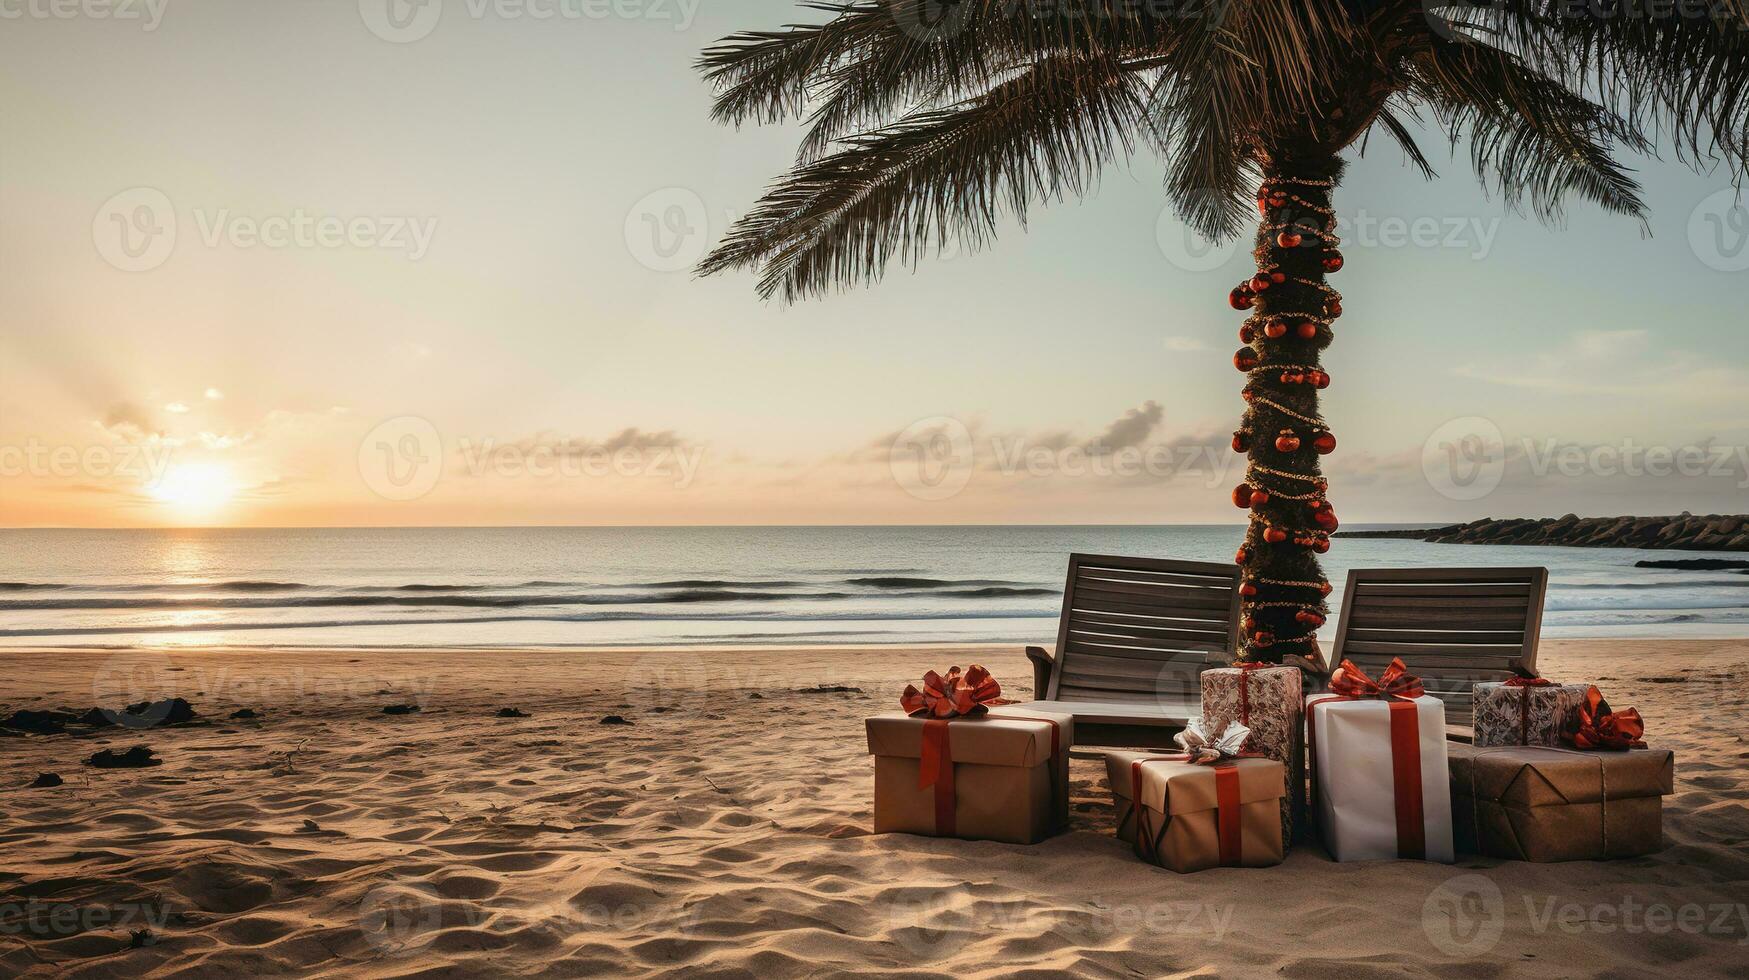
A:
1267,191,1287,208
1314,510,1340,531
1275,432,1301,453
1263,527,1288,544
1235,548,1251,565
1296,321,1319,340
1249,488,1271,507
1230,287,1255,310
1319,581,1334,596
1325,298,1343,317
1252,630,1275,648
1312,432,1337,454
1270,270,1286,284
1311,537,1331,554
1264,319,1288,339
1241,388,1256,403
1249,275,1272,293
1231,431,1250,453
1239,323,1257,344
1322,252,1344,273
1231,484,1254,509
1276,230,1302,249
1239,582,1259,597
1234,348,1260,372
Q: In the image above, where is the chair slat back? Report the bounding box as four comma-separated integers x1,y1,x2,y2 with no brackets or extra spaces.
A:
1331,566,1549,726
1046,553,1243,704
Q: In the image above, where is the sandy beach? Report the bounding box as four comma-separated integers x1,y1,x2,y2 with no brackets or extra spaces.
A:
3,639,1747,978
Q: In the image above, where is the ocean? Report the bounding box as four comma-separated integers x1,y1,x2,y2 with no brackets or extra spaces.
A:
0,525,1744,648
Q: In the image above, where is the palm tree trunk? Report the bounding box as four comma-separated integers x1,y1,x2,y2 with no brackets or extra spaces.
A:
1229,152,1346,668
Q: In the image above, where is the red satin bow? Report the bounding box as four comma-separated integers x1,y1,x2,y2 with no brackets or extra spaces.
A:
901,665,1002,718
1504,676,1554,689
1328,657,1425,701
1566,685,1646,750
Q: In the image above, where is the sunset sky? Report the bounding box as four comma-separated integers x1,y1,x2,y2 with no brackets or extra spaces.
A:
3,0,1747,528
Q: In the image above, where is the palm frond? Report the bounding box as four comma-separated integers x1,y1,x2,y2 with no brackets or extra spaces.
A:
1409,37,1649,222
1444,1,1749,170
1370,104,1439,180
700,2,888,126
699,53,1150,302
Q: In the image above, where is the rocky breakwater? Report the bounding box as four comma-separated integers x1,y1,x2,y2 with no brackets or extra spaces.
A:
1339,513,1749,551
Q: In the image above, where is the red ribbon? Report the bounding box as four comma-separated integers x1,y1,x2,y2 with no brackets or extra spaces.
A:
917,712,1064,837
1328,657,1425,701
919,720,955,835
1308,662,1429,860
1231,661,1272,733
901,664,1001,718
1565,685,1647,751
1130,756,1246,867
1503,676,1555,744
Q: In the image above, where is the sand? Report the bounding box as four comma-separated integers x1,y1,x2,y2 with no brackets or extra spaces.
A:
2,639,1747,978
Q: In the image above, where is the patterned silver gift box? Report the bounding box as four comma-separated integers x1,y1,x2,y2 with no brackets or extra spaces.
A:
1472,681,1590,748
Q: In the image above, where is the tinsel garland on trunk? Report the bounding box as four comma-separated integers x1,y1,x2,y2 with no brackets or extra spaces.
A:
1226,153,1346,666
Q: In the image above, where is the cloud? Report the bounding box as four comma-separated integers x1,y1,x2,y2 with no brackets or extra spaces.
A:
1086,400,1163,452
97,403,163,442
164,402,191,414
481,427,695,460
204,388,224,400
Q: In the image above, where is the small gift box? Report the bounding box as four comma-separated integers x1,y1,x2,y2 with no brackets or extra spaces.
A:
1450,743,1674,861
865,712,1062,844
864,665,1068,844
1104,746,1286,873
1308,659,1455,863
1200,663,1303,849
1473,679,1590,747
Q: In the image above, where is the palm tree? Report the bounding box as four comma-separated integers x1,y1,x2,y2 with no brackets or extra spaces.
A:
696,1,1749,666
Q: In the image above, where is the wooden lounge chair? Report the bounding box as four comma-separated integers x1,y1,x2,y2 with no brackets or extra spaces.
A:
1327,566,1549,732
1014,553,1243,749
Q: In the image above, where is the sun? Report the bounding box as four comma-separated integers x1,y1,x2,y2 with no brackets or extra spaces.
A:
147,463,239,516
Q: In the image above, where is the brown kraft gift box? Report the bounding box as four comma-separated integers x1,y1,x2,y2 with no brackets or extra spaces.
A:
1200,664,1303,849
865,712,1066,844
1105,750,1286,872
1448,743,1674,861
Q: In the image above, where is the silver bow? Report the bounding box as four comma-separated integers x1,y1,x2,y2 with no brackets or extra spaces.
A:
1174,718,1252,765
